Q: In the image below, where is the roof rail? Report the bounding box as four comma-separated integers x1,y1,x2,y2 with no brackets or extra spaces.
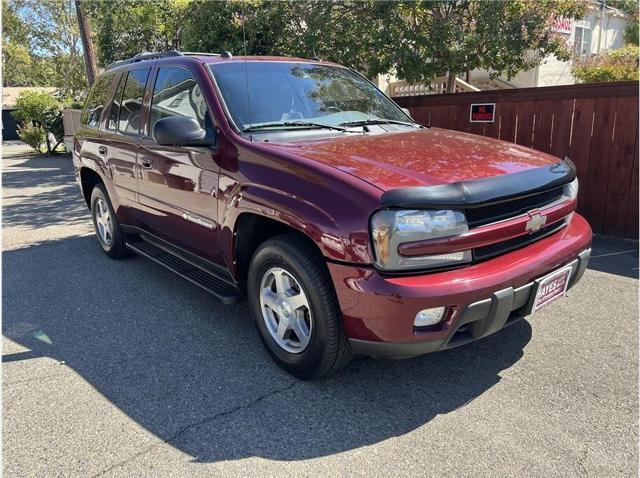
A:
105,50,184,70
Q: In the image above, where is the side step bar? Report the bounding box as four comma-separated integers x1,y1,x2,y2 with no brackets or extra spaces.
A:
125,238,243,304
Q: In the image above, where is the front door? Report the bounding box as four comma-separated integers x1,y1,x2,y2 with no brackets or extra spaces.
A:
136,65,223,265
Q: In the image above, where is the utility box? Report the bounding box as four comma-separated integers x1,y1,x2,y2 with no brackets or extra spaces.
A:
62,109,82,152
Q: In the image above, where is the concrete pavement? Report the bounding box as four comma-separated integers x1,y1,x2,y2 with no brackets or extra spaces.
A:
3,145,638,477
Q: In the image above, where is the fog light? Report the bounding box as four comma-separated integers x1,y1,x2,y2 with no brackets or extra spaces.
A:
414,307,446,327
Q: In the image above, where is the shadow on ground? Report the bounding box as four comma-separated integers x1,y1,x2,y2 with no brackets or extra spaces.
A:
3,235,531,463
3,155,89,229
588,235,638,279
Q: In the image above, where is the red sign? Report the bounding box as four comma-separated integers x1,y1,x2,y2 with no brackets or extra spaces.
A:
470,103,495,123
552,17,573,35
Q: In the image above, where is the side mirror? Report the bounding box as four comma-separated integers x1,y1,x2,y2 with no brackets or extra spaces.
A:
153,116,214,147
401,107,413,119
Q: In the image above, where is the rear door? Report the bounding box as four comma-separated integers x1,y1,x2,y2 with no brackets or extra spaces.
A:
136,65,223,265
76,71,117,189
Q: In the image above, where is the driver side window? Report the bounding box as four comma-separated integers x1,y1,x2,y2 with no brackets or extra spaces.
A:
117,68,150,135
149,67,210,140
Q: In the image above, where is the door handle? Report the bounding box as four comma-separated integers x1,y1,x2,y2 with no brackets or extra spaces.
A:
98,145,108,155
140,158,153,169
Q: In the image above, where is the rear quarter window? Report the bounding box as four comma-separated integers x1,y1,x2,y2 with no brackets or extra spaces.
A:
80,72,116,127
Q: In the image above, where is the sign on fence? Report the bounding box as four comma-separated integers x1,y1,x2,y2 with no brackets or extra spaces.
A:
470,103,495,123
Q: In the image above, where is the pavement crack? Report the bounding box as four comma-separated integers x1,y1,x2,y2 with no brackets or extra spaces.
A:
91,380,299,477
166,380,299,445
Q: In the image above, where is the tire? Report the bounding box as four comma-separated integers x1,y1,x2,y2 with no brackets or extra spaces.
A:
248,234,352,379
90,183,129,259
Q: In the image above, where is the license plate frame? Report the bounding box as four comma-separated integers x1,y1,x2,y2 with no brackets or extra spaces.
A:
530,266,573,313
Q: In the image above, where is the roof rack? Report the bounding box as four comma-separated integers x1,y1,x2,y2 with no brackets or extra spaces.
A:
105,50,184,70
105,50,234,70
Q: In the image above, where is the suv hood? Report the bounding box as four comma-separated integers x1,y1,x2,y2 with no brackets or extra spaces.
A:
268,128,561,191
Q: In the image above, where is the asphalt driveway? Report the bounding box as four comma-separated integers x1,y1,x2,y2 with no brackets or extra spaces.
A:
3,144,638,477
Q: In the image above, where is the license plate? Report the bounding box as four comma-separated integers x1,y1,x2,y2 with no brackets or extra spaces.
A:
531,266,572,313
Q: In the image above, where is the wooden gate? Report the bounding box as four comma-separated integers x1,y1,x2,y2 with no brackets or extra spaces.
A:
394,81,639,239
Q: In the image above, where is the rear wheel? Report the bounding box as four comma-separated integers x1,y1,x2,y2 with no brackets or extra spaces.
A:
90,183,128,259
248,234,352,379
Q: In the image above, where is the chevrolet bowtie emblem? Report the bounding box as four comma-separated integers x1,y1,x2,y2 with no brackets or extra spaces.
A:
525,210,547,233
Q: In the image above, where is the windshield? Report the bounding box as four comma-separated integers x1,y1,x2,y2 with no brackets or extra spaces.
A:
209,62,412,131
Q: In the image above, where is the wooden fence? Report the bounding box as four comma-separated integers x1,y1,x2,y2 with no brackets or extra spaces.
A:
394,81,639,239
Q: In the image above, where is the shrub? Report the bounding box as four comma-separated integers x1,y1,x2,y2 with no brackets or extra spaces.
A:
11,90,64,154
572,46,640,83
17,124,47,153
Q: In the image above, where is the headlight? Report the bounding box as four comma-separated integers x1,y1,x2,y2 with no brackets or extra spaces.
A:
371,209,470,271
563,178,578,201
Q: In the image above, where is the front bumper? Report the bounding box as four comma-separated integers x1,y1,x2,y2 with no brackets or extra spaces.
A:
328,213,592,358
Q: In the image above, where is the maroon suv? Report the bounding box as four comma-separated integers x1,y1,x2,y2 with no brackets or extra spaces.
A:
73,51,592,378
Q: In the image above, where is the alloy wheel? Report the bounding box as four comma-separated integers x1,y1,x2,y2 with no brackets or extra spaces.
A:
94,198,113,246
259,267,312,353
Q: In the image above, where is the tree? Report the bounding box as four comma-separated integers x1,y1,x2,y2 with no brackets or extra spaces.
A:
181,1,288,57
2,0,88,98
75,0,98,86
84,0,191,66
383,1,588,92
181,1,395,79
2,0,36,87
180,1,588,91
572,45,639,82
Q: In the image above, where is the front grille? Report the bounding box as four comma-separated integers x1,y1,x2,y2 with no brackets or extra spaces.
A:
473,221,566,261
466,187,564,228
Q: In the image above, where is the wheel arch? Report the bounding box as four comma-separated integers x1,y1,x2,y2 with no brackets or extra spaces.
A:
233,212,321,285
79,166,104,208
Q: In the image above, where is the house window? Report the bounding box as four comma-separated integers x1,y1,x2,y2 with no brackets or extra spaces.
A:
574,26,592,58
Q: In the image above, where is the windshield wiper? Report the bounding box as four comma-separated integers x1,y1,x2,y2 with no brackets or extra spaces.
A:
243,121,347,132
339,119,420,128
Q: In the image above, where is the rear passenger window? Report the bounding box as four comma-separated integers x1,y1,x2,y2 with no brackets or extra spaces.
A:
149,67,209,137
118,68,150,134
80,73,115,127
107,73,126,131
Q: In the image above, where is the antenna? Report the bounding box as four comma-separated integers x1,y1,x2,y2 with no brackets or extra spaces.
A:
241,1,252,131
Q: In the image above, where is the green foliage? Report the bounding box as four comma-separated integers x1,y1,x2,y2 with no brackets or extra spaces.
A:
181,1,287,57
2,0,87,99
383,0,588,85
84,0,190,66
12,91,60,126
7,0,594,96
17,124,47,153
625,21,639,46
11,91,65,154
572,45,640,82
179,0,587,85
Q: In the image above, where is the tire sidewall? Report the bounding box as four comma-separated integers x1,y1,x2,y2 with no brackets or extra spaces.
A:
90,184,119,254
248,243,336,377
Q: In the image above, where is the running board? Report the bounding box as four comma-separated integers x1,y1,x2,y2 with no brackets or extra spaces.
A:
125,238,243,304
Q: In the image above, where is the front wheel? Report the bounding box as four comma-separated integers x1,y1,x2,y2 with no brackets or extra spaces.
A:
248,234,352,379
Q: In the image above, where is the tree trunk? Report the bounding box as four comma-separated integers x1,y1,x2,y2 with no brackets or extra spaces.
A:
447,72,456,94
75,0,98,87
